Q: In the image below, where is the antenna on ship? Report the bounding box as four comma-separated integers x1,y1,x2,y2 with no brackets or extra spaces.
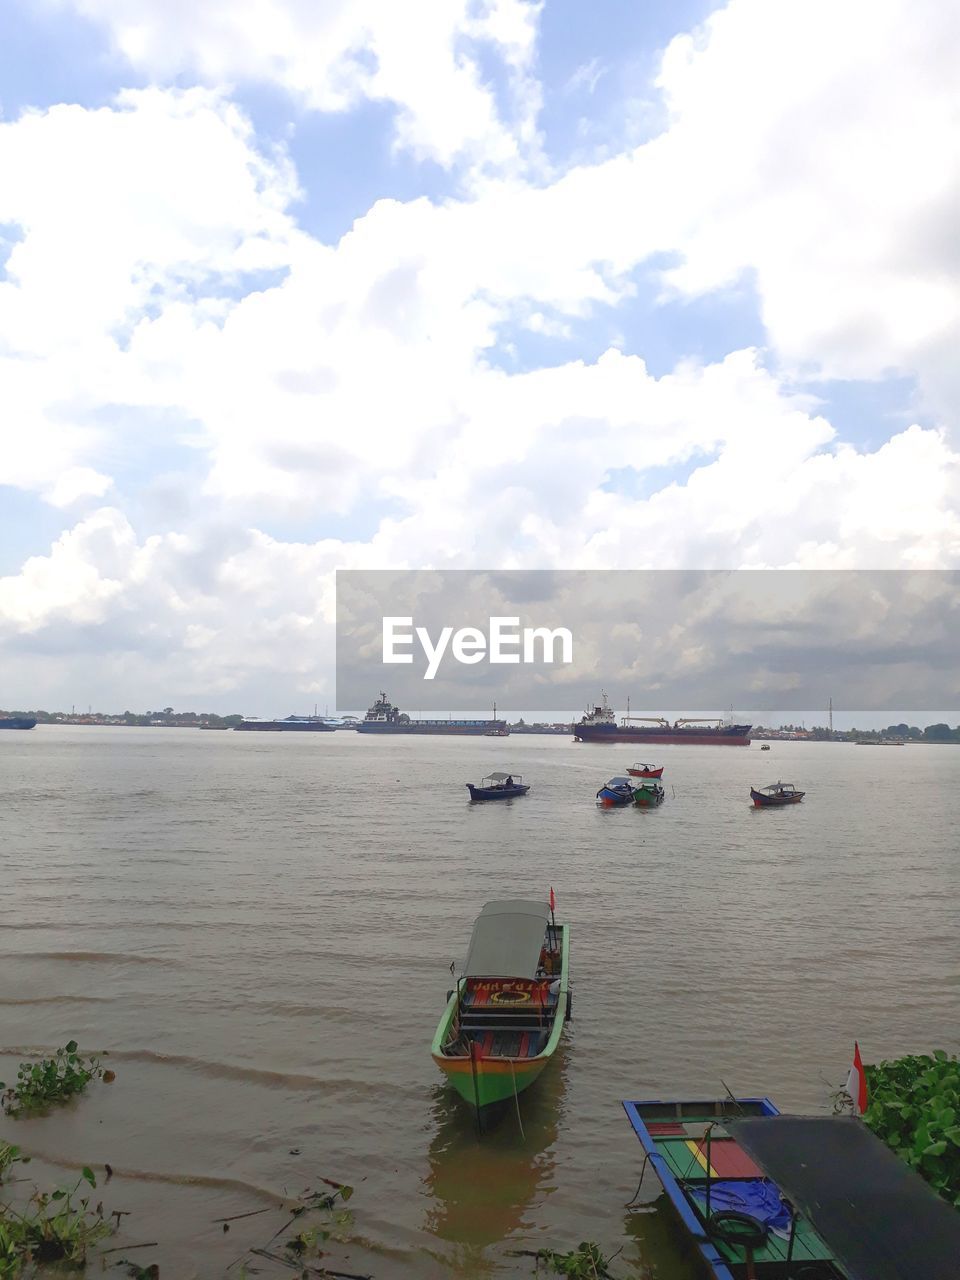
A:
829,696,833,736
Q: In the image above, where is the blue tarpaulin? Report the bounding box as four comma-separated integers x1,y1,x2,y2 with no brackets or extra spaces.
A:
689,1178,792,1238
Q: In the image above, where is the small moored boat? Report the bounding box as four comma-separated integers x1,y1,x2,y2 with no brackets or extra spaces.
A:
622,1095,960,1278
750,781,804,807
466,772,530,801
626,762,664,778
597,776,635,807
760,743,771,750
633,780,665,807
432,899,569,1122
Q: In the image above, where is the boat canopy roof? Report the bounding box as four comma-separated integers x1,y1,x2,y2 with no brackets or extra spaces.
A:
606,776,633,787
759,780,798,791
482,771,521,782
463,900,549,979
726,1114,960,1280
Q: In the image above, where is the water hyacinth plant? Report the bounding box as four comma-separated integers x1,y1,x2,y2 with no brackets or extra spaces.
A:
863,1050,960,1207
0,1041,115,1116
0,1144,26,1184
0,1167,112,1277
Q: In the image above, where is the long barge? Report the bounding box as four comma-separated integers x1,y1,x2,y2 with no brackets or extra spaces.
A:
356,692,508,736
234,716,335,732
574,693,750,745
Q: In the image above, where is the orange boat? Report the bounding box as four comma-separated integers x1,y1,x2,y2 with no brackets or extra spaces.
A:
626,762,664,778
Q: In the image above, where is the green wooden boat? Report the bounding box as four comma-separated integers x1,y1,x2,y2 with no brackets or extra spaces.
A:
431,899,570,1118
633,779,665,807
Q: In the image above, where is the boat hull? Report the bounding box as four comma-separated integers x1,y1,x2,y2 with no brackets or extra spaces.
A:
576,725,751,745
434,1050,551,1110
432,924,569,1119
633,787,665,808
751,790,804,806
358,722,508,735
622,1097,785,1280
466,784,530,800
234,721,335,731
597,787,633,806
0,717,37,730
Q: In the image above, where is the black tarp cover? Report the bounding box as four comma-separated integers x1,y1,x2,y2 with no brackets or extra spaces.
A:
725,1115,960,1280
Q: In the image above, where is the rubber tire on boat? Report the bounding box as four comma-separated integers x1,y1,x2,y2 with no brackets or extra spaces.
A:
708,1210,768,1248
565,990,573,1021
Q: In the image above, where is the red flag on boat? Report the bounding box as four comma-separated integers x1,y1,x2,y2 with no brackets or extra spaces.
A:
549,886,556,912
843,1042,868,1115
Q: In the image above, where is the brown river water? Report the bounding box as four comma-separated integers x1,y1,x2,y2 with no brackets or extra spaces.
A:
1,727,958,1277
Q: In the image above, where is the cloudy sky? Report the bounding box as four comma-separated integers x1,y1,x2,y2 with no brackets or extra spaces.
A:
1,0,958,715
337,570,960,718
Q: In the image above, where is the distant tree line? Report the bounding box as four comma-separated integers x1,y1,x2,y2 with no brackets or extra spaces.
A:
805,722,960,743
2,707,244,727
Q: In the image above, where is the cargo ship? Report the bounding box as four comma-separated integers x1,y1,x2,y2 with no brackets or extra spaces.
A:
356,692,508,736
0,716,37,730
574,693,751,745
234,715,335,732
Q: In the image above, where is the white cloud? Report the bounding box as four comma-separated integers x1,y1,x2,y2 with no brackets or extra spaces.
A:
0,88,299,503
50,0,542,171
2,1,960,707
649,0,960,406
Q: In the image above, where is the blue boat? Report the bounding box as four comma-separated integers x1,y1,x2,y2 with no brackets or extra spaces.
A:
596,776,634,807
0,716,37,730
466,772,530,801
622,1096,960,1279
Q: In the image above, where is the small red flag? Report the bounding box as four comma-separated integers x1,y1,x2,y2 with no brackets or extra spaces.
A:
843,1042,868,1115
549,886,556,912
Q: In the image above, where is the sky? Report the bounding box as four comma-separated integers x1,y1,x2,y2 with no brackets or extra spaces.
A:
0,0,958,716
336,570,960,723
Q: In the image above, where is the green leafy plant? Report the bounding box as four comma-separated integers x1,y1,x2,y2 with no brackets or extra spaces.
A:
535,1241,619,1277
862,1050,960,1207
0,1145,27,1185
243,1178,360,1275
0,1166,112,1277
0,1041,114,1116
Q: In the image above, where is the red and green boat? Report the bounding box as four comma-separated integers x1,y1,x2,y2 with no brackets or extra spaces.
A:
431,899,570,1120
633,779,665,807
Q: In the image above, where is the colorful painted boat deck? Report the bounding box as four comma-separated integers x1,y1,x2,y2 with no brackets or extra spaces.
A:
623,1099,844,1278
623,1099,960,1280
